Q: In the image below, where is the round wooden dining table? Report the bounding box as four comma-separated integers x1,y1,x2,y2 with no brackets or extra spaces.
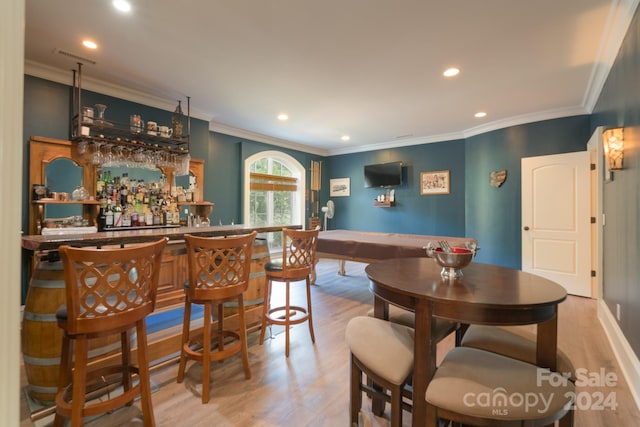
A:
365,257,568,427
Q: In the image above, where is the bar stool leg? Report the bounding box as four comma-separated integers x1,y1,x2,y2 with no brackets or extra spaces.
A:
238,296,251,379
70,337,88,427
53,334,72,427
306,277,315,343
121,330,133,405
259,277,271,344
216,303,224,352
285,280,291,357
177,298,192,383
349,354,362,425
135,319,156,427
202,302,212,403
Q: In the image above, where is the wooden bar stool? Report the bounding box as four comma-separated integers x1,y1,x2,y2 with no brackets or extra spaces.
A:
345,316,415,427
177,231,257,403
53,238,167,427
426,347,575,426
259,227,319,357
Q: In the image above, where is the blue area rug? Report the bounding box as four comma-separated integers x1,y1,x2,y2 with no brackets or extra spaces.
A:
146,304,205,335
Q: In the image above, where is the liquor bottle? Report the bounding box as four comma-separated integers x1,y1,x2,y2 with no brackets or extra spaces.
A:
122,205,131,227
113,202,123,227
153,208,161,225
97,204,107,232
105,170,114,198
105,199,114,228
164,199,172,225
96,170,105,200
172,100,184,139
120,174,129,207
145,208,153,227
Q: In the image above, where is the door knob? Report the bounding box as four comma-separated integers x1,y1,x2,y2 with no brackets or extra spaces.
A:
523,226,530,231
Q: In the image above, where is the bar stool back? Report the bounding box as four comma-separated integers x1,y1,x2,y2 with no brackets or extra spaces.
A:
259,227,319,357
53,238,167,427
177,231,257,403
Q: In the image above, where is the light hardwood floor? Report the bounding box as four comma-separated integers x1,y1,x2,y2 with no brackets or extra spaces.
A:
20,259,640,426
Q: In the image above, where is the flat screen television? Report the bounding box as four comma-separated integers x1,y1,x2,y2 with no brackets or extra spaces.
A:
364,161,403,188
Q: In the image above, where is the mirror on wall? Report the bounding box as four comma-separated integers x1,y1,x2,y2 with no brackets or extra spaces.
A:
175,172,196,193
44,158,82,219
102,166,164,185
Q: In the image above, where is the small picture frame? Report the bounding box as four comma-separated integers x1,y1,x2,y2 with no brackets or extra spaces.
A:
329,178,350,197
420,170,450,195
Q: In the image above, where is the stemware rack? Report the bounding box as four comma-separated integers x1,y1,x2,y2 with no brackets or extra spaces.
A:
70,63,191,156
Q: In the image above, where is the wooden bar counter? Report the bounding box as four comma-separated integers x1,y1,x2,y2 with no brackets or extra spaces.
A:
21,224,299,405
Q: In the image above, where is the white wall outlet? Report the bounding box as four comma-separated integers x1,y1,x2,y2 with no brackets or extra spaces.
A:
616,303,621,322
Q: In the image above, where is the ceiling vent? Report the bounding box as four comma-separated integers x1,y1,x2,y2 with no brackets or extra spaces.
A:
52,48,96,65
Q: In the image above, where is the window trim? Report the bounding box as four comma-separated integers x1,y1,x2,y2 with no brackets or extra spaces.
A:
243,151,305,228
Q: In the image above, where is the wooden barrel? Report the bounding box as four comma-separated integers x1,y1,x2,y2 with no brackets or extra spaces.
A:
21,257,121,404
224,238,270,319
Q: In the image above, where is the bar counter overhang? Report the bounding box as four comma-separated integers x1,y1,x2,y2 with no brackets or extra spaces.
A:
21,223,298,251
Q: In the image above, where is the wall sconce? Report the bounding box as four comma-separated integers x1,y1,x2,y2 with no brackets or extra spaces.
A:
603,127,624,181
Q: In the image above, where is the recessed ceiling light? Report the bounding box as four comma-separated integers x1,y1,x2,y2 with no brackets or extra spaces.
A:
341,135,351,141
443,67,460,77
474,111,487,118
277,113,288,121
113,0,131,12
82,40,97,49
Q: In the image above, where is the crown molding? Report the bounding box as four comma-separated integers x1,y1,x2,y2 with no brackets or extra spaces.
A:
24,60,212,121
326,105,589,156
326,132,465,156
209,122,329,156
462,106,590,138
582,0,640,112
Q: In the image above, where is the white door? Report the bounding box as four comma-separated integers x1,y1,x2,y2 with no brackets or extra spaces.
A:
522,152,591,297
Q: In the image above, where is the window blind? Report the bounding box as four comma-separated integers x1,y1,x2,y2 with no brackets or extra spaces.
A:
250,172,297,192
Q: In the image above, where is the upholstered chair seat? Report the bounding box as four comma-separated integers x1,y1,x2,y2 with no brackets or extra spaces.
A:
426,347,575,426
346,316,415,427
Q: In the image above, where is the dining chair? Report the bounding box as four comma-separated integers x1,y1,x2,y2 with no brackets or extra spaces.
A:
346,316,415,427
177,231,257,403
426,347,575,426
366,304,459,342
53,238,167,427
259,226,320,357
460,324,576,380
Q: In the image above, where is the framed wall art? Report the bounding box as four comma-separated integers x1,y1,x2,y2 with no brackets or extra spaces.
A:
329,178,350,197
420,170,450,195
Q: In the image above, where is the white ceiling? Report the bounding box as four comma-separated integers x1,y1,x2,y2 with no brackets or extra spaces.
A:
24,0,638,156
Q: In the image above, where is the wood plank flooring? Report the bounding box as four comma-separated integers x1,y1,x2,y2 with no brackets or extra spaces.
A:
20,259,640,426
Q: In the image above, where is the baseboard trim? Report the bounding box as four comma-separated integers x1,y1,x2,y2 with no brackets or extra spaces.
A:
598,299,640,410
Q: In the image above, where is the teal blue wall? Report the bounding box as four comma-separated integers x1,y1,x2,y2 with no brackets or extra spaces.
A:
465,117,590,268
591,6,640,358
325,117,589,270
325,141,466,237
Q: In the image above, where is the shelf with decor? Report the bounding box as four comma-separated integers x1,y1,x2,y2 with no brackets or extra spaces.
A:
32,199,101,234
373,200,395,207
177,201,215,224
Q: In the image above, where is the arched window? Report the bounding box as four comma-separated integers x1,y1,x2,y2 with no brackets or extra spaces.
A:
244,151,305,246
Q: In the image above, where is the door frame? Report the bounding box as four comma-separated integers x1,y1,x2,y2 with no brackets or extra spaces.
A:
587,126,605,300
